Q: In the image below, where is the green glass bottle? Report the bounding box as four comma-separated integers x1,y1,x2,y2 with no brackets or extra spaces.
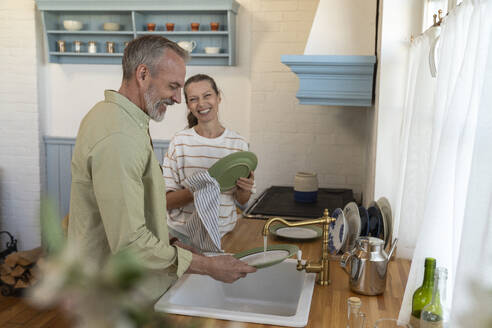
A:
410,257,436,328
420,267,449,327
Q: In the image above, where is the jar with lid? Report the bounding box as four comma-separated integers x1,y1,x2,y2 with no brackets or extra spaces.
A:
73,40,81,53
347,297,366,328
420,267,449,328
106,41,115,53
57,40,66,53
88,41,97,53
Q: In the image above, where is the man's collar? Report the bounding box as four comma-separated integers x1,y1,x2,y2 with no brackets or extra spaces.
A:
104,90,150,130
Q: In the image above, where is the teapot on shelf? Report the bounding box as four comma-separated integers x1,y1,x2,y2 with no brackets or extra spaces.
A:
177,40,196,53
340,237,398,296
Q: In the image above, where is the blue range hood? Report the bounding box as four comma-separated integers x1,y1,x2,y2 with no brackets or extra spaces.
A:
281,55,376,107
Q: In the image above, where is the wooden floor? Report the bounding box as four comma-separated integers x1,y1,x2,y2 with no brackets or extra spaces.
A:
0,218,411,327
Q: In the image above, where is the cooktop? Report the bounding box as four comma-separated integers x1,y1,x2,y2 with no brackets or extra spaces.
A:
244,186,355,220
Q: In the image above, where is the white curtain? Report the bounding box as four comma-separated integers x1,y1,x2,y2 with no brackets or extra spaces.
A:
393,26,439,259
397,0,492,325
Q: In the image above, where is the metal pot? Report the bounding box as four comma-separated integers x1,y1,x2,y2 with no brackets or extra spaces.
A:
340,236,397,295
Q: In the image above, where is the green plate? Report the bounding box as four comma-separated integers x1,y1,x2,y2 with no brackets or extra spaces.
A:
208,151,258,192
233,244,298,269
269,223,322,240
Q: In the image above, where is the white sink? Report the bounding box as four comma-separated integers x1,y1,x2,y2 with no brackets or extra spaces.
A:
154,259,316,327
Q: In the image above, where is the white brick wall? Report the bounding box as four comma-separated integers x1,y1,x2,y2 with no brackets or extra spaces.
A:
0,0,41,250
248,0,370,203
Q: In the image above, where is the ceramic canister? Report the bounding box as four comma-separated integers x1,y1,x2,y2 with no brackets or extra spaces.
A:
293,172,318,203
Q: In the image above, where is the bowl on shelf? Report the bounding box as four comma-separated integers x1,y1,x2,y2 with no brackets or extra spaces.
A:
103,22,120,31
63,20,83,31
204,46,220,54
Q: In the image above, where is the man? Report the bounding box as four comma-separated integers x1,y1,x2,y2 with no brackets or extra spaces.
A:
68,35,256,302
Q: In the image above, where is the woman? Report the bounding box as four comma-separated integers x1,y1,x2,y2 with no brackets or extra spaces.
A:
162,74,255,247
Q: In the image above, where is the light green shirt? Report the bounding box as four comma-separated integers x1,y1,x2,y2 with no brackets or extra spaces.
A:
68,90,192,301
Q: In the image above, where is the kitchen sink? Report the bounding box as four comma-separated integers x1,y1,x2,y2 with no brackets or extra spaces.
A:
154,259,316,327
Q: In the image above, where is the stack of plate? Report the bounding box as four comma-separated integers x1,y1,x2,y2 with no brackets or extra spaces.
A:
333,197,393,255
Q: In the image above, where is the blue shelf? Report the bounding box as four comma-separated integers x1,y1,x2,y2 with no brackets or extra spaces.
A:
50,52,123,56
136,31,229,35
47,30,134,35
36,0,238,66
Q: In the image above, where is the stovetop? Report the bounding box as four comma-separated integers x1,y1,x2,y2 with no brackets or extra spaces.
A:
244,186,355,220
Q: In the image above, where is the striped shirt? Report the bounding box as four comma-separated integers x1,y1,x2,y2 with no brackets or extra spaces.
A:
162,127,248,237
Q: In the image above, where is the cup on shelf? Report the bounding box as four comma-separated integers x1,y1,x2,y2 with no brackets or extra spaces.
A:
190,22,200,31
210,22,220,31
147,23,156,31
204,46,220,54
88,41,97,53
57,40,66,53
177,40,197,53
166,23,175,31
106,41,115,53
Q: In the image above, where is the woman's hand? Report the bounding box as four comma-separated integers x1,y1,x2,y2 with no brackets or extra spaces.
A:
166,189,194,210
235,171,255,205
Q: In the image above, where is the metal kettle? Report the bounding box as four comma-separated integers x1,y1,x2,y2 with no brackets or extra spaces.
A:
340,237,398,296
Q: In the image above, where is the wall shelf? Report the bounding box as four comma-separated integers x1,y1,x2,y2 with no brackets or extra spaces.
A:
47,30,135,35
36,0,239,66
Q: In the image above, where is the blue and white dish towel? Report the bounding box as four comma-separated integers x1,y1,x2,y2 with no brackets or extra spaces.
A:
183,171,223,253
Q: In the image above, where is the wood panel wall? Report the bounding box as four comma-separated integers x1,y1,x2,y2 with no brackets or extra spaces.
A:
44,136,170,218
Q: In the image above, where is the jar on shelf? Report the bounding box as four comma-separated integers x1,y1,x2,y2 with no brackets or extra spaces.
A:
190,22,200,31
57,40,66,53
88,41,97,53
106,41,115,54
73,40,81,53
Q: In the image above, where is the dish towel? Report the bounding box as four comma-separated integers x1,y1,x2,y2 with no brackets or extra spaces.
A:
183,171,223,253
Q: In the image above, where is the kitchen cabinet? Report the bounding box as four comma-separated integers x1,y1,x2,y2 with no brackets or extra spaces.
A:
35,0,239,66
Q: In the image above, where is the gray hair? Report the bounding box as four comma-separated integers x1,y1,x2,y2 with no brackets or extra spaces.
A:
122,35,188,80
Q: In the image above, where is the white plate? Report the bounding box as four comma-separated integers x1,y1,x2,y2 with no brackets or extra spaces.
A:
343,202,361,252
328,208,347,254
377,197,393,250
269,223,322,240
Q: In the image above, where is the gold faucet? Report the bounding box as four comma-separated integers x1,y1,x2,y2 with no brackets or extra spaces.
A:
262,209,336,286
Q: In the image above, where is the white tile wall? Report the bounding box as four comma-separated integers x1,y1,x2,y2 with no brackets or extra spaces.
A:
0,0,41,250
248,0,369,202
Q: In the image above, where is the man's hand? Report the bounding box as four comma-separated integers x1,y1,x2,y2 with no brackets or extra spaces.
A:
187,253,256,283
207,255,257,283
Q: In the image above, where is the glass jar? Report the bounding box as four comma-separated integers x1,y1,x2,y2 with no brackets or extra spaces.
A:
347,297,366,328
106,41,115,53
88,41,97,53
420,267,449,328
73,40,81,53
57,40,65,53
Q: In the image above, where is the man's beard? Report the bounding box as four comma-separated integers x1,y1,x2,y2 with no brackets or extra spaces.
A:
144,86,175,122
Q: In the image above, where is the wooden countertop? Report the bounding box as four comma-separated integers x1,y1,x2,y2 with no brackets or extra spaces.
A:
170,218,410,328
0,218,410,327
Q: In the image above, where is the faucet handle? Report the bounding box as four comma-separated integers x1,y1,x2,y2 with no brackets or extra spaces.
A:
297,250,302,261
